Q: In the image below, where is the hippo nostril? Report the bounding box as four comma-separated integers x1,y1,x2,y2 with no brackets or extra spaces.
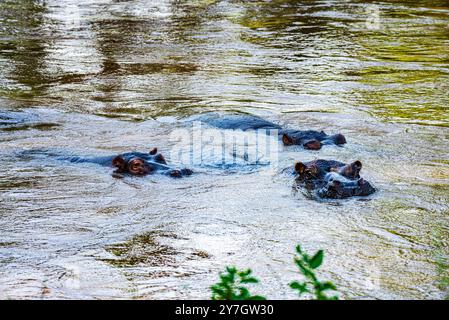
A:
170,170,182,178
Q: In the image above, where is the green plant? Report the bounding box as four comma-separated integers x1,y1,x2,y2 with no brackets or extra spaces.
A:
211,245,339,300
210,266,266,300
289,245,338,300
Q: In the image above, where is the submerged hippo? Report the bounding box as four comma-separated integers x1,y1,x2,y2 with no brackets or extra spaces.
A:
192,112,346,150
292,159,375,199
21,148,193,178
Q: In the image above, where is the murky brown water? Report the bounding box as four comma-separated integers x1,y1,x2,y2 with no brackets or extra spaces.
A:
0,0,448,299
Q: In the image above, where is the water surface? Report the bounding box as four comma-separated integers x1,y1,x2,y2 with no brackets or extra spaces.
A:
0,0,448,299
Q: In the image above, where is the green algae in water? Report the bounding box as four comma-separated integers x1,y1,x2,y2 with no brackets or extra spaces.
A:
102,231,210,268
102,232,179,268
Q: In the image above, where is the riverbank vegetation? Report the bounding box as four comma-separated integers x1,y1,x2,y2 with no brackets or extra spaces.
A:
211,245,338,300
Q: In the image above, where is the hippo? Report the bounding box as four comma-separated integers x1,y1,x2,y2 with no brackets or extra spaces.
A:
191,112,346,150
20,148,193,178
292,159,376,199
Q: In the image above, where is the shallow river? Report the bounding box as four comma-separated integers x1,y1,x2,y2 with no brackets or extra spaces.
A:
0,0,448,299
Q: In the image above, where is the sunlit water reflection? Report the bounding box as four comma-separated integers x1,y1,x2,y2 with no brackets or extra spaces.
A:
0,0,448,299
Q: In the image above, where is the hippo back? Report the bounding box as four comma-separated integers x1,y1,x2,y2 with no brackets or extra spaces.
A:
191,112,281,131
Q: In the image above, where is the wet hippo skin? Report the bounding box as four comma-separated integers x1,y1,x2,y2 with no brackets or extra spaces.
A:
21,148,193,178
292,159,376,199
67,148,193,178
192,112,346,150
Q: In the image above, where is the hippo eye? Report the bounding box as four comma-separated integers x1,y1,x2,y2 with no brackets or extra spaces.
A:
305,171,314,178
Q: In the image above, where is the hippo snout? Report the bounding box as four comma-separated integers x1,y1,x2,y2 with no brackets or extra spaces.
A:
128,158,154,176
332,133,347,145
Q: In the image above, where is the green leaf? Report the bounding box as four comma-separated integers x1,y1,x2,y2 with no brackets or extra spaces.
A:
309,250,324,269
319,281,337,291
237,269,252,277
226,266,237,274
290,281,309,293
248,295,267,300
317,294,329,300
289,281,302,289
241,277,259,284
236,287,249,298
210,285,224,294
220,274,234,284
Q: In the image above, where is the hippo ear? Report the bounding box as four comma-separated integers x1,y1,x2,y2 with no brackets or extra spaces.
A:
282,134,294,145
154,153,167,164
149,147,157,155
294,162,306,175
112,155,126,170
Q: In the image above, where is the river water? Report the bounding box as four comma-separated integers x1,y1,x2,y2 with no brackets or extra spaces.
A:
0,0,448,299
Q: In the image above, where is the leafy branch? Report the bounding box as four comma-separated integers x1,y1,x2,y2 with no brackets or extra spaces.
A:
289,245,338,300
211,266,266,300
211,245,339,300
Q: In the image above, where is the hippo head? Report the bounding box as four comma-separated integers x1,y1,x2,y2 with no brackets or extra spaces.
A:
294,160,375,199
110,148,193,178
282,133,322,150
111,147,166,176
282,131,346,150
112,155,155,176
316,172,376,199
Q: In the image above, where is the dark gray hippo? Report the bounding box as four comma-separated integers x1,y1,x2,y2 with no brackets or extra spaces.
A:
291,159,376,199
19,148,193,178
190,112,346,150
